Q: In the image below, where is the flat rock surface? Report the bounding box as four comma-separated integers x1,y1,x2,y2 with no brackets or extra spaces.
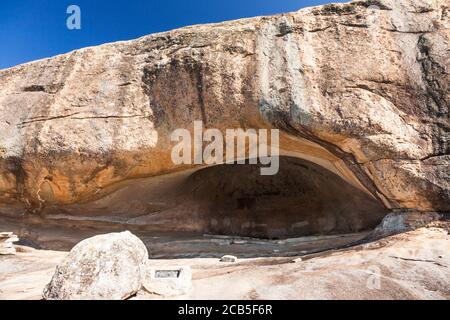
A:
1,228,449,300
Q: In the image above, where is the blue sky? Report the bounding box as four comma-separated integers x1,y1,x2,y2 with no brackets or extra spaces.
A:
0,0,347,70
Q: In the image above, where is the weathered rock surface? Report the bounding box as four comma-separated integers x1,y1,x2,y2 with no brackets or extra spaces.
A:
0,0,448,241
42,231,148,300
0,232,19,255
371,210,443,238
1,227,449,300
142,265,192,297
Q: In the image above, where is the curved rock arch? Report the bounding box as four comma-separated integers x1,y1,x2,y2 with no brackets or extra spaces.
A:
0,0,448,250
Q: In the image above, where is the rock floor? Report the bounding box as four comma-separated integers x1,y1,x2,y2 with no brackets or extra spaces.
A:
0,228,449,300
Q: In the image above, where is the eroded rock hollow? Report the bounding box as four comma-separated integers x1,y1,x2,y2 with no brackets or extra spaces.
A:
0,0,448,252
182,157,387,238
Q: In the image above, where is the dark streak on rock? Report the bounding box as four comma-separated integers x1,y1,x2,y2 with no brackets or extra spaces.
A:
4,156,28,205
417,34,449,157
22,83,64,94
382,28,433,34
389,255,448,268
307,26,332,33
191,61,208,125
17,113,82,126
339,22,369,28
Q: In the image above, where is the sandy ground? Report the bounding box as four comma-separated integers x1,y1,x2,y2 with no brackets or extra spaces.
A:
0,228,449,300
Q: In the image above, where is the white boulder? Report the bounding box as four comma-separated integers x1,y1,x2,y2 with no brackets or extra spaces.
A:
43,231,148,300
220,255,238,263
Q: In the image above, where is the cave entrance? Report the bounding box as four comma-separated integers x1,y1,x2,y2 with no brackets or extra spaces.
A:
180,156,388,239
1,156,389,256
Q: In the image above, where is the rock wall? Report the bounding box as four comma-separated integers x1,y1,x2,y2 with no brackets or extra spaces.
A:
0,0,448,224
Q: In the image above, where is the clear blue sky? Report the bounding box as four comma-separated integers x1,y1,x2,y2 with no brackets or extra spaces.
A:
0,0,347,70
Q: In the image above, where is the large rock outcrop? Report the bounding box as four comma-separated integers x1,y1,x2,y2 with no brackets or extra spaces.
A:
0,0,448,242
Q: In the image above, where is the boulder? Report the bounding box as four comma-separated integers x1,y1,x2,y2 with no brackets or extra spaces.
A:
43,231,148,300
371,211,443,238
0,232,19,255
220,255,238,263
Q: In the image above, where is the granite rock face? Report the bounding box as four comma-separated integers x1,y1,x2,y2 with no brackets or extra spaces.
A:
0,0,448,237
2,227,449,300
42,231,148,300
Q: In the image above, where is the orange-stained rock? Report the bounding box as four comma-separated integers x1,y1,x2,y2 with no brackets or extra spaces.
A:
0,0,448,222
